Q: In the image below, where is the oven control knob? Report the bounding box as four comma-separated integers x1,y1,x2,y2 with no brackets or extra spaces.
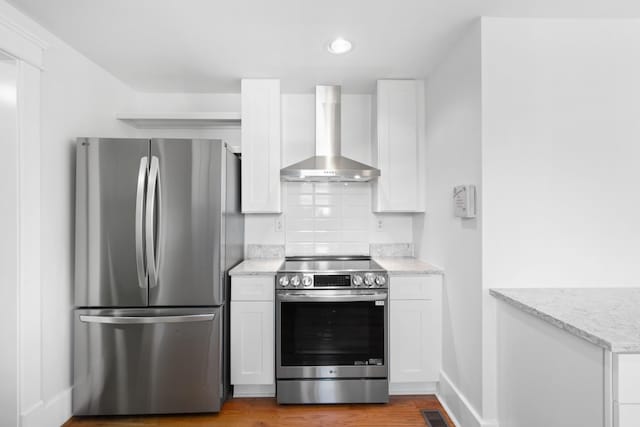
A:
302,275,313,288
278,275,289,287
352,274,363,287
364,273,376,287
290,275,301,287
375,275,387,286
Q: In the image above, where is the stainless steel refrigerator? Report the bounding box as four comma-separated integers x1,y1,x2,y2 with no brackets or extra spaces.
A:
73,138,243,416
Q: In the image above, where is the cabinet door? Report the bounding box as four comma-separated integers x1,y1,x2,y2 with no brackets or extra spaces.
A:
230,301,274,385
241,79,281,213
373,80,425,212
390,299,441,383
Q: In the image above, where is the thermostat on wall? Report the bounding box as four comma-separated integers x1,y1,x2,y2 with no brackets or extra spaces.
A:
453,185,476,218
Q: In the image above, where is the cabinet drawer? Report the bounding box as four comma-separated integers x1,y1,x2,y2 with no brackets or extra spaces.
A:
390,275,441,300
616,404,640,427
617,354,640,403
231,276,274,301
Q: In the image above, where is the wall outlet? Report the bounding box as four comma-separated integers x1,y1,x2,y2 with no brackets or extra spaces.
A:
376,218,384,231
275,216,283,232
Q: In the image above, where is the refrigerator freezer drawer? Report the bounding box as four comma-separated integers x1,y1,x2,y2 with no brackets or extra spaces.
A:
73,307,222,415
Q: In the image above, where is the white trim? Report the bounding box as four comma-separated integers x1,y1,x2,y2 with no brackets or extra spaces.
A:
0,14,47,50
16,60,42,426
389,381,437,395
233,384,276,398
21,388,71,427
436,390,463,427
438,370,499,427
0,14,45,69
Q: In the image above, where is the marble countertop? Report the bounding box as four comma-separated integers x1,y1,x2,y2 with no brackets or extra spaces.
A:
229,257,443,276
491,288,640,353
229,259,284,276
373,257,444,275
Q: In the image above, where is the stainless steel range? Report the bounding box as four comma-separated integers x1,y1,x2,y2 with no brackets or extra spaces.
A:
276,256,389,404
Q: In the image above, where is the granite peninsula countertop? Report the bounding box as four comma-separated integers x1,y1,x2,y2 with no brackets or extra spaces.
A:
373,257,444,275
229,259,284,276
490,288,640,353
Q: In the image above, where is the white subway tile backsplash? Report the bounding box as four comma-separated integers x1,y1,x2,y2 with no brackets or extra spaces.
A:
286,182,314,194
341,230,369,242
314,194,341,206
285,218,314,232
287,205,314,217
284,182,372,256
343,218,368,231
288,194,313,206
287,231,315,242
287,242,315,255
314,231,343,242
315,206,340,218
314,218,342,231
340,242,370,254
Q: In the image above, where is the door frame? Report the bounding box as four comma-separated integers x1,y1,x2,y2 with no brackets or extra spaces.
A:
0,11,45,427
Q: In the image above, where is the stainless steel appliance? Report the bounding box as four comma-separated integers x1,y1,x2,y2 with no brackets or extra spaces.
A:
276,256,389,404
280,86,380,182
73,138,243,415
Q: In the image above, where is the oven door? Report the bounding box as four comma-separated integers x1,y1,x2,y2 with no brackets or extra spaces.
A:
276,290,388,380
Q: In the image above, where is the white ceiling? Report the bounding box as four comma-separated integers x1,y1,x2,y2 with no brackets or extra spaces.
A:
7,0,640,93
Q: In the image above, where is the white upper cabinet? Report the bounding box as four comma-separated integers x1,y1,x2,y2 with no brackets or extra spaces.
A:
373,80,425,212
241,79,281,213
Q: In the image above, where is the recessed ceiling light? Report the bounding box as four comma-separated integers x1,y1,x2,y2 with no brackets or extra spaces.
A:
328,38,353,55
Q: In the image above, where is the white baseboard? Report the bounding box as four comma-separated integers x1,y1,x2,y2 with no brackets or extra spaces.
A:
233,384,276,398
437,371,498,427
389,381,437,395
21,387,72,427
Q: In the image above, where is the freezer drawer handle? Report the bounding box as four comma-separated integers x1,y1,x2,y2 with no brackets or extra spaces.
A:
79,314,215,324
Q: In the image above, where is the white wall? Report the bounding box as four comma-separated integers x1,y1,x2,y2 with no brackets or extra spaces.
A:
482,18,640,288
421,16,640,427
129,92,241,147
244,93,414,254
0,1,138,425
417,21,484,427
481,18,640,426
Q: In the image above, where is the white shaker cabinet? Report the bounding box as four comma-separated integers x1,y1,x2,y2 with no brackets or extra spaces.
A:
373,80,425,212
614,354,640,427
389,275,442,394
230,276,275,395
241,79,281,213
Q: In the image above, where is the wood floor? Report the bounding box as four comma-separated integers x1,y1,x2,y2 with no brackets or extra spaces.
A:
63,395,455,427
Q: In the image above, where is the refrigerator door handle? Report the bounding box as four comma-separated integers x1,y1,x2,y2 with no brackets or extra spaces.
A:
146,156,160,288
135,156,149,289
79,313,215,324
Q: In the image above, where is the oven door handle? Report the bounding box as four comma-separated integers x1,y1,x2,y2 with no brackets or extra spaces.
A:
277,292,387,302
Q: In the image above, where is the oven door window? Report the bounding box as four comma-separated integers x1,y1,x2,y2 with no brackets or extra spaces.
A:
280,301,385,366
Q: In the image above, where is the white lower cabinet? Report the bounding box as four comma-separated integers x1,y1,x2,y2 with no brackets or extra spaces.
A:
389,275,442,394
617,405,640,427
614,354,640,427
230,275,275,396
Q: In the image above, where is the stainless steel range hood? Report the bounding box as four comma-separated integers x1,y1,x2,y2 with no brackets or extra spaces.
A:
280,86,380,182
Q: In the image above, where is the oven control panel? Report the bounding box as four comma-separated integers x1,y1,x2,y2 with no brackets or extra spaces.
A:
277,272,389,289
